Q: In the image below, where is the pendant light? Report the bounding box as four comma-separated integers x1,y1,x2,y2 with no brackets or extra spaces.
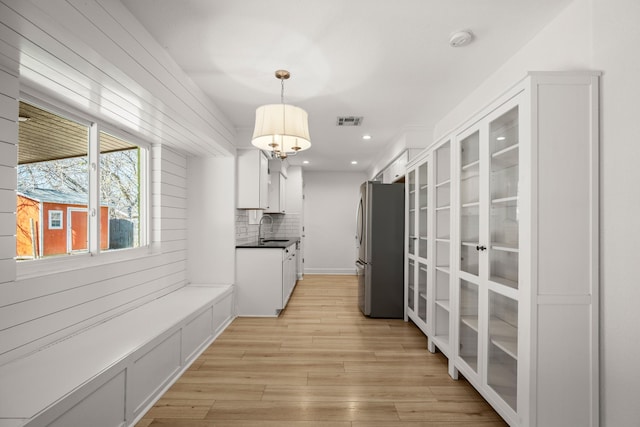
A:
251,70,311,159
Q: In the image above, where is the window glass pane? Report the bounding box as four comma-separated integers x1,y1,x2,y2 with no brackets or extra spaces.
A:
99,132,143,251
16,101,89,260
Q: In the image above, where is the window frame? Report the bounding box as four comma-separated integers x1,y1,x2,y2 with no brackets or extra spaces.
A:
16,92,153,279
48,210,63,230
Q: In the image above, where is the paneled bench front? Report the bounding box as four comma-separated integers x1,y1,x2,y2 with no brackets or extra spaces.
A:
0,283,235,427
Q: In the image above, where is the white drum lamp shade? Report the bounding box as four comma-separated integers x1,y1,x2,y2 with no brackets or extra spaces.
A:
251,103,311,155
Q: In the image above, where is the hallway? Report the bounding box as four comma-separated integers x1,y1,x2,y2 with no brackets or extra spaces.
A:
136,275,507,426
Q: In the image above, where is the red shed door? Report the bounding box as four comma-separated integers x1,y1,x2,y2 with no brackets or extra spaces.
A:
67,208,88,253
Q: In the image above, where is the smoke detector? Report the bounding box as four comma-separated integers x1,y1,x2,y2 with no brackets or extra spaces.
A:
449,30,474,47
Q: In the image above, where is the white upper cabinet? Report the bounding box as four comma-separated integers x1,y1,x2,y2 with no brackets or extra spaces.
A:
237,149,269,209
265,172,286,214
383,151,408,183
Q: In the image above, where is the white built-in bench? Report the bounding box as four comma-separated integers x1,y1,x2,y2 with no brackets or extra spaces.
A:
0,283,235,427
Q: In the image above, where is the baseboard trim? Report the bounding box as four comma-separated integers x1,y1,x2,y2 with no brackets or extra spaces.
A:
304,268,356,275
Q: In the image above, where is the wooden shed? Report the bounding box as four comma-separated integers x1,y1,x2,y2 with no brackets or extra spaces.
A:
17,189,109,259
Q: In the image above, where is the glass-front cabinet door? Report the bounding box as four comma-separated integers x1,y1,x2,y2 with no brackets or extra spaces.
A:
432,140,452,354
459,130,481,277
454,96,522,419
489,106,520,289
407,169,416,257
457,128,483,376
418,161,429,260
405,154,431,335
407,258,415,313
417,160,429,325
486,104,520,412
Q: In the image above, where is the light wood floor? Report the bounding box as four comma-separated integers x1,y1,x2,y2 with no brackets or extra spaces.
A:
136,275,507,426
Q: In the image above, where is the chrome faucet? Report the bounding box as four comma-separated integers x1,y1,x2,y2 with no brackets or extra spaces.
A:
258,214,273,244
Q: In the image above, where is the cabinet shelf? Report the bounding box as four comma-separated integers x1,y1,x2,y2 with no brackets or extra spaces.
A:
436,179,451,188
489,275,518,289
435,299,450,311
419,292,427,301
491,242,519,253
436,205,451,211
435,238,450,243
462,160,480,171
462,201,480,208
435,266,450,274
491,196,518,205
489,319,518,360
491,144,519,169
461,241,479,247
433,334,450,348
460,316,479,332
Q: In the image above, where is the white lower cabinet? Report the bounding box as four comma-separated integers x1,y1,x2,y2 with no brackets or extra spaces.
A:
236,243,297,316
405,72,599,427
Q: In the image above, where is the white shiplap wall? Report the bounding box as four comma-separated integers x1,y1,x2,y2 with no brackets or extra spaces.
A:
0,68,18,286
0,0,236,365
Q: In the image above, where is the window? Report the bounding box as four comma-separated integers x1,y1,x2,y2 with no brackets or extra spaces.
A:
48,210,63,229
16,100,148,261
100,131,143,251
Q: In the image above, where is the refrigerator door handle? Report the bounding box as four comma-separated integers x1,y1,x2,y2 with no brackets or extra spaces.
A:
355,260,366,268
355,198,364,245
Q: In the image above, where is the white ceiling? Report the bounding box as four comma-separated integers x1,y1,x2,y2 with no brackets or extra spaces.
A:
121,0,572,172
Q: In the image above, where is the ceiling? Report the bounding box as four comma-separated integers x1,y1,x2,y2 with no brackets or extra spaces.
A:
18,102,136,165
121,0,572,172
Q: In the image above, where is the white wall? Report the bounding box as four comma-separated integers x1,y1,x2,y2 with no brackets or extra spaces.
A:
432,0,640,424
0,68,18,287
285,166,304,214
303,171,366,274
434,0,593,141
592,0,640,424
187,156,236,284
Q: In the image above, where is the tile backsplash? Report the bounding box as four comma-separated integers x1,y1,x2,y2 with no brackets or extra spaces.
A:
235,210,301,245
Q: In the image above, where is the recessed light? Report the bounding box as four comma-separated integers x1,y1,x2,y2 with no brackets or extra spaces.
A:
351,161,358,165
362,135,372,140
303,160,309,164
497,136,506,141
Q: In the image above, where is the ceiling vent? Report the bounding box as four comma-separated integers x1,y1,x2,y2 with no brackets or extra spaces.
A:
336,116,363,126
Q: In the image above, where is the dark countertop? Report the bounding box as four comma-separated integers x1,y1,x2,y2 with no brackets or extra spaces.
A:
236,237,300,249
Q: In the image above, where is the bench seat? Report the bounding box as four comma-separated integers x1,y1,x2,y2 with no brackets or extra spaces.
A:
0,283,235,427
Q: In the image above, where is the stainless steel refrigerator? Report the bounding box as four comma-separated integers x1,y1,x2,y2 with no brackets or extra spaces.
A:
355,181,405,318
